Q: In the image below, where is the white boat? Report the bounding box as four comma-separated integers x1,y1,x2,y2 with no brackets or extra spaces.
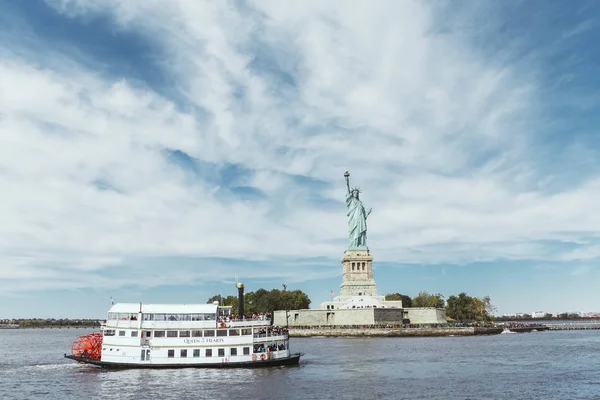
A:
65,284,302,368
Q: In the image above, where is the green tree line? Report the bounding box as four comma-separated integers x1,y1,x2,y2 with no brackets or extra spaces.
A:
208,288,311,316
1,318,102,328
385,291,497,322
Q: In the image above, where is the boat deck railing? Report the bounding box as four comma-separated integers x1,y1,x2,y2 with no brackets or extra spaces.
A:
253,328,289,341
225,319,272,327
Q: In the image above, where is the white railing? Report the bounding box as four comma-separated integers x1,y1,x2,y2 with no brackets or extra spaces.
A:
253,333,288,342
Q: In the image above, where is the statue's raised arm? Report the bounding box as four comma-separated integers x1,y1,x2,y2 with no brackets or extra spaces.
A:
344,170,351,194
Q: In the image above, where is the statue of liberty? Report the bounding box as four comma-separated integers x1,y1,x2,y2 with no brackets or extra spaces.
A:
344,170,372,249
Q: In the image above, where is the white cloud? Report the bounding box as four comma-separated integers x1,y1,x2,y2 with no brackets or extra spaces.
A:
1,0,600,295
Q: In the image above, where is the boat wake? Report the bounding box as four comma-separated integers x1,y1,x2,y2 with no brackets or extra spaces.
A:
501,328,516,334
24,363,82,371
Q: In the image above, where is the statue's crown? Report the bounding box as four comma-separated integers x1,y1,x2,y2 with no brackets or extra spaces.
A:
351,187,361,193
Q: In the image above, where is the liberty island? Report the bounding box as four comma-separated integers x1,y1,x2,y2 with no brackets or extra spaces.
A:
273,171,446,328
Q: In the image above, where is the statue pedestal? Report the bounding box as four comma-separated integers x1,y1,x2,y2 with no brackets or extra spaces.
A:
339,249,378,297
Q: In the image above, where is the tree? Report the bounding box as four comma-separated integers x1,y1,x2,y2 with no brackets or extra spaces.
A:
384,293,413,308
412,291,445,308
446,293,472,321
482,296,497,317
445,292,495,321
207,288,311,316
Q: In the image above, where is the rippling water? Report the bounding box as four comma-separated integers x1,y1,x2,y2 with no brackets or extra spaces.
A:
2,328,600,399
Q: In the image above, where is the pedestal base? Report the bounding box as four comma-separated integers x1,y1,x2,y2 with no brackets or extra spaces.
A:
340,249,377,297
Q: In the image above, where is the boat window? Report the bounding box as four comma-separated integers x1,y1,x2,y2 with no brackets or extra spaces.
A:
119,331,126,336
104,329,115,336
204,330,215,337
168,350,174,358
216,330,227,337
143,314,154,321
228,329,239,336
230,348,237,356
193,349,200,357
241,329,252,335
167,314,178,321
179,331,190,338
204,313,216,321
243,347,250,355
180,349,187,358
154,314,167,321
154,331,165,338
167,331,178,338
217,307,232,317
131,331,138,337
205,349,212,357
144,331,152,338
179,314,191,321
218,348,225,357
107,312,117,320
192,330,202,337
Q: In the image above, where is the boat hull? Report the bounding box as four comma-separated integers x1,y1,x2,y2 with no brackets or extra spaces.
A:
64,353,303,369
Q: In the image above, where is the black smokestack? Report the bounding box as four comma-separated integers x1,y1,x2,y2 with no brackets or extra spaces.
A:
237,282,244,319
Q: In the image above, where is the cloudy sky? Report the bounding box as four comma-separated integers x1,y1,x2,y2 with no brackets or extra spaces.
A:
1,0,600,318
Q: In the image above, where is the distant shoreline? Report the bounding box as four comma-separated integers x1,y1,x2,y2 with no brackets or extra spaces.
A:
0,325,100,329
0,320,101,329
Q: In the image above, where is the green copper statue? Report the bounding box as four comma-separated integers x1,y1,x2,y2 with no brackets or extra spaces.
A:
344,170,372,249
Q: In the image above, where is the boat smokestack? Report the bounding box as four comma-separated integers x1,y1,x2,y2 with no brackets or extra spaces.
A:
237,282,244,319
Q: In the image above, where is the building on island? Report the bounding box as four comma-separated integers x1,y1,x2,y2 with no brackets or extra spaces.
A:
273,171,446,327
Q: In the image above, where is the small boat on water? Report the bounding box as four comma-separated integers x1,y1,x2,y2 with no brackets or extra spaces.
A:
64,283,302,368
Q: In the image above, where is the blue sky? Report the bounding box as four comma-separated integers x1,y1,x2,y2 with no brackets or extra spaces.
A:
1,0,600,318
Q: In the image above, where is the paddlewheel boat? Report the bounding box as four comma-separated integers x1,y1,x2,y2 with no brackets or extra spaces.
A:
65,284,302,368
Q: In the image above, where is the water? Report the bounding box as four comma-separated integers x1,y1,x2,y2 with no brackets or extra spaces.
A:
2,328,600,399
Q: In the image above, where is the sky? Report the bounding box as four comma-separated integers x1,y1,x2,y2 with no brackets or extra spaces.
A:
1,0,600,318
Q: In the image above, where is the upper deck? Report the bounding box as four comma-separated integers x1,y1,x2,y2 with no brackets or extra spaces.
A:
104,303,272,330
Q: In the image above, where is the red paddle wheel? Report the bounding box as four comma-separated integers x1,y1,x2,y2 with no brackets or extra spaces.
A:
71,333,103,361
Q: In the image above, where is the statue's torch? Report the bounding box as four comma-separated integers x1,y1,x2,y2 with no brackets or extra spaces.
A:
344,170,350,192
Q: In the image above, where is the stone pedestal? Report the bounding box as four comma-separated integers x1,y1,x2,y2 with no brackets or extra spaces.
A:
339,249,378,297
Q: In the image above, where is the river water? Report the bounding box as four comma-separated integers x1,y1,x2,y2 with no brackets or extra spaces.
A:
1,328,599,399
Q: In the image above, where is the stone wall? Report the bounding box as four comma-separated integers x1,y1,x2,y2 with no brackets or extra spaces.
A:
274,308,376,327
382,300,403,308
405,307,446,324
373,308,406,324
275,306,446,326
